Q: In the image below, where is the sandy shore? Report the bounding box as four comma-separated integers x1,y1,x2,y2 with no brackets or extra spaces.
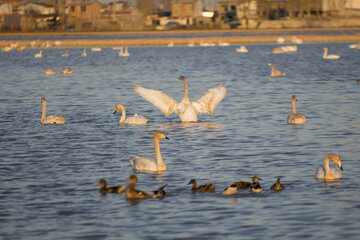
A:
1,28,360,47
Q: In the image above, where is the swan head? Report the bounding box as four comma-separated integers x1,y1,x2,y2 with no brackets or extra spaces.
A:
127,175,138,182
329,154,343,171
41,97,46,104
291,95,298,102
252,176,261,183
114,104,124,114
178,76,186,81
154,131,169,140
187,179,196,185
96,179,106,186
323,47,327,50
268,62,274,66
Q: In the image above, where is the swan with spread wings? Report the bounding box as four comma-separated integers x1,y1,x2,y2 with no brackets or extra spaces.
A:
134,76,227,122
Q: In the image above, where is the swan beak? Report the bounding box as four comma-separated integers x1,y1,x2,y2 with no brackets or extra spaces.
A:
340,166,343,171
165,136,169,140
113,110,118,114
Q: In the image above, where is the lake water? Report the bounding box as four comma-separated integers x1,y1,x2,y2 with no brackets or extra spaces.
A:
0,41,359,239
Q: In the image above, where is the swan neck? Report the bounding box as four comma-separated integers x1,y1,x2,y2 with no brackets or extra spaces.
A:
41,101,46,122
271,64,275,76
323,155,331,174
291,99,296,114
154,136,166,170
323,48,327,57
119,105,126,123
182,79,189,100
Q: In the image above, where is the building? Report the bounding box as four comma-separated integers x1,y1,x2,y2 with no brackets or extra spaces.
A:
66,0,101,30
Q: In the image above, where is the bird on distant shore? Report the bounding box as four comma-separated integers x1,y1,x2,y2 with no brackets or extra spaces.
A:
134,76,227,122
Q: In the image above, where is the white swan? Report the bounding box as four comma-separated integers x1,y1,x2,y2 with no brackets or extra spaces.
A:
41,97,66,124
118,46,124,56
122,47,130,57
130,132,169,172
44,69,56,75
268,62,286,77
61,48,69,57
323,47,340,59
287,95,306,124
34,50,43,58
82,48,87,57
134,76,227,122
61,67,72,74
113,104,148,125
168,40,174,47
218,41,230,46
236,45,248,53
315,154,343,180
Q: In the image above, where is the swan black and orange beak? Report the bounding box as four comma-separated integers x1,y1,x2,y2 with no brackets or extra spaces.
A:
340,166,343,171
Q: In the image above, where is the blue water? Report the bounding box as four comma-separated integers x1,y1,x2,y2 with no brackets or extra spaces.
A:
0,42,359,239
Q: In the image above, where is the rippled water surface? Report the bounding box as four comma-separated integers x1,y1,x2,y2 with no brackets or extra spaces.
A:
1,42,360,239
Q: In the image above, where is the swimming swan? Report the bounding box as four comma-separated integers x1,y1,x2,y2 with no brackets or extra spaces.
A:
236,45,248,53
134,76,227,122
34,50,43,58
268,62,286,77
315,154,343,180
82,48,87,57
323,47,340,59
122,47,130,57
130,132,169,172
41,97,66,124
44,69,56,75
113,104,148,125
287,95,306,124
61,48,68,57
61,67,72,74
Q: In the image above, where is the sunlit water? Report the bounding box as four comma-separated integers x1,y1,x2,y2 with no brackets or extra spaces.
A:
0,42,359,239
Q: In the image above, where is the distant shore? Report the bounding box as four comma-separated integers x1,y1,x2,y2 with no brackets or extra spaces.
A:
1,28,360,47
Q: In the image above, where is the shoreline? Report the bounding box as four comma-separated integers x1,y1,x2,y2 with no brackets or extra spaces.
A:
1,28,360,47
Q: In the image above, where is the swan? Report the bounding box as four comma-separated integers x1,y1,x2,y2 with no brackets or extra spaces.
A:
125,175,154,199
122,47,130,57
277,37,285,43
315,154,343,180
34,50,43,58
113,104,148,125
134,76,227,122
249,176,262,193
82,48,87,57
268,62,286,77
168,40,174,47
270,178,285,191
44,69,56,75
323,47,340,59
96,179,126,194
221,184,237,195
287,95,306,124
118,46,124,56
61,67,72,74
40,97,66,124
130,132,169,172
236,45,248,53
187,179,215,192
61,48,69,57
187,40,195,47
218,41,230,46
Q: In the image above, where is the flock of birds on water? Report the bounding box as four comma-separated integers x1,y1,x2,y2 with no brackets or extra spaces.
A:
34,37,356,199
2,36,355,199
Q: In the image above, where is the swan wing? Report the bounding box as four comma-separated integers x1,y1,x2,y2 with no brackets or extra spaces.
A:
193,83,227,114
134,85,178,116
315,167,325,179
130,155,158,172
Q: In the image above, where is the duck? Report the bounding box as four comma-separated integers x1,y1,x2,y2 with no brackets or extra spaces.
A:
61,67,72,74
34,50,43,58
125,175,154,199
233,180,251,189
82,48,87,57
270,178,285,191
40,97,66,124
151,184,168,198
113,104,148,125
287,95,306,124
96,179,126,194
44,69,56,75
134,76,227,122
315,154,343,180
236,45,248,53
323,47,340,59
249,176,262,193
61,48,69,57
130,132,169,172
221,184,237,195
187,179,215,192
268,62,286,77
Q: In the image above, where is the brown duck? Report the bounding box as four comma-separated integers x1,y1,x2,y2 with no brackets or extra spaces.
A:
96,179,126,194
187,179,215,192
270,178,285,191
151,184,168,198
125,175,154,199
232,180,251,189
